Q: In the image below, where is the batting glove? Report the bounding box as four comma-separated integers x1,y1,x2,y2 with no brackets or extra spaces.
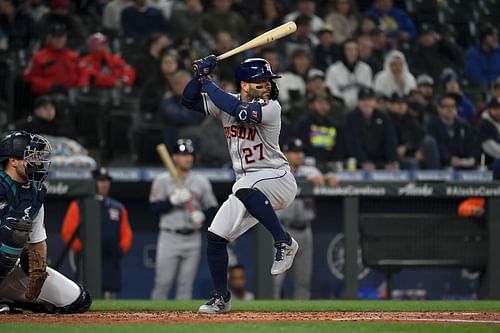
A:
190,210,205,229
169,188,191,206
192,54,217,81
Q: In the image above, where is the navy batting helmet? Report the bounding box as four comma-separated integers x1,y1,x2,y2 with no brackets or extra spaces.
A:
0,131,52,189
234,58,281,91
173,138,195,154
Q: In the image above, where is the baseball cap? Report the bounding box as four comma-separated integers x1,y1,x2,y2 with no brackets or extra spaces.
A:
317,24,334,36
389,93,407,103
295,14,312,27
417,74,434,86
283,138,304,152
173,138,195,154
418,23,436,36
307,90,329,102
92,167,112,181
86,32,108,48
33,95,54,109
307,68,325,81
479,23,498,41
358,87,376,99
51,0,69,11
48,23,67,37
488,98,500,108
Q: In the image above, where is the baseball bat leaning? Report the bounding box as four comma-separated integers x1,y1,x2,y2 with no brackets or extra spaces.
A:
216,21,297,61
156,143,194,212
156,143,183,188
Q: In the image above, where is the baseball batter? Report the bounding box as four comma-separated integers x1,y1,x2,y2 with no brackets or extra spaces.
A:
0,131,91,314
149,139,218,300
182,56,299,313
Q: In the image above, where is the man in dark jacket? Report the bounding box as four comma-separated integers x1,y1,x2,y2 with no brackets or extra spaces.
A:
387,93,439,169
346,87,399,170
426,93,478,169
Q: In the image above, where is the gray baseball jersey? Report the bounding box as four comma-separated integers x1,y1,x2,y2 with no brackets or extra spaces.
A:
149,172,218,230
149,171,218,299
201,93,290,178
200,93,297,242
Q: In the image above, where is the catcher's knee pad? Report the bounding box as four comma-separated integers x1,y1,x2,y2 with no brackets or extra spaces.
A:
0,217,32,281
56,286,92,314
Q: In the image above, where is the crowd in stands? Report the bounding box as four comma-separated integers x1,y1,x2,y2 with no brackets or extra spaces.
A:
1,0,500,172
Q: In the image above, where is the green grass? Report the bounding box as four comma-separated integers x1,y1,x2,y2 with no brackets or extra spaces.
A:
1,322,500,333
1,300,500,333
92,299,500,312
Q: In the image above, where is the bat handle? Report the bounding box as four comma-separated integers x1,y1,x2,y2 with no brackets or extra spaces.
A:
185,200,194,213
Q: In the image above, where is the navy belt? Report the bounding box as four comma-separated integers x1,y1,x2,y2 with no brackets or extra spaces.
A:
162,228,196,235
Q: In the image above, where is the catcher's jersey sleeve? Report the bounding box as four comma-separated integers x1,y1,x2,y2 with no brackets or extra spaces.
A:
29,205,47,244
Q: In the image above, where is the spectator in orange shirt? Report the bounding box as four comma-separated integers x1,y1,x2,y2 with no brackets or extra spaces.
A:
24,23,80,95
78,32,136,90
61,167,133,299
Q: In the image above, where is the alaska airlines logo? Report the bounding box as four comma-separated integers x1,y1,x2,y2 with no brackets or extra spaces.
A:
397,183,433,196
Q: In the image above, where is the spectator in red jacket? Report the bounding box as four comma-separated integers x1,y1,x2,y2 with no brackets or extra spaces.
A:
79,32,136,89
23,23,80,95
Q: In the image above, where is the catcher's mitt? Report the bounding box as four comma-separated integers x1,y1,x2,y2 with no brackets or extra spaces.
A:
20,248,48,301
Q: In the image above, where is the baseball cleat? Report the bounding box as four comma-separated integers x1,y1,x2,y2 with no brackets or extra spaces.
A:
271,237,299,275
198,291,231,314
0,303,10,314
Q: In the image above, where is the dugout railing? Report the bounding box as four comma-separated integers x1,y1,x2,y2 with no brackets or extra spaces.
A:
359,213,488,299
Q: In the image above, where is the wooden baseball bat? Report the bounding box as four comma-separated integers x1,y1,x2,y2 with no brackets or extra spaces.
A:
216,21,297,61
156,143,183,188
156,143,194,212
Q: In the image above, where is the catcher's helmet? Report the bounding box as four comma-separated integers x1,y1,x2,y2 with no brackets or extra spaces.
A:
0,131,52,189
173,138,195,154
234,58,281,91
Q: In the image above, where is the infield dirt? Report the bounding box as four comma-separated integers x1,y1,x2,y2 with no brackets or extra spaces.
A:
2,311,500,325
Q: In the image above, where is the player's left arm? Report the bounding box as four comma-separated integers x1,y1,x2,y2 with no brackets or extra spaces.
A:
182,78,205,114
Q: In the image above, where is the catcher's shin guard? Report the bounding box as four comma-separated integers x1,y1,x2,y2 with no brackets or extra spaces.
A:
0,217,31,284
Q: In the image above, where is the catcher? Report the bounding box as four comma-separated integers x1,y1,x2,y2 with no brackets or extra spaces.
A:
0,131,92,314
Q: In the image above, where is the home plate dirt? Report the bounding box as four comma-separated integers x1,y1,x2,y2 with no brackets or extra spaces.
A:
2,311,500,325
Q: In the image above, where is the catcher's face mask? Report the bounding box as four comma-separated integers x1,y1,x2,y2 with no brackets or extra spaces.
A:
23,135,52,190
